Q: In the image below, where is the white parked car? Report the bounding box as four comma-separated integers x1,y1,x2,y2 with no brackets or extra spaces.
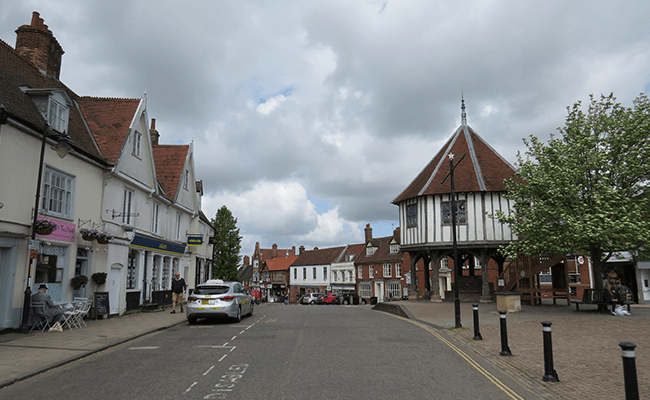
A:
186,280,253,324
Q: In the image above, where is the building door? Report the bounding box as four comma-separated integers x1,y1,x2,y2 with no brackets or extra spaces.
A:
374,281,384,302
0,245,18,328
109,266,121,315
640,269,650,303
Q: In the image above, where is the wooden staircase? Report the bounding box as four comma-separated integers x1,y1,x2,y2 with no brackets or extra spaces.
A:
497,254,571,305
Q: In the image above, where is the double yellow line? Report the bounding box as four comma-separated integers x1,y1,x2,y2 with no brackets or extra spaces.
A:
391,314,525,400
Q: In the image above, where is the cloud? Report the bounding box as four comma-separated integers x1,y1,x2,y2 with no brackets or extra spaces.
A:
4,1,650,255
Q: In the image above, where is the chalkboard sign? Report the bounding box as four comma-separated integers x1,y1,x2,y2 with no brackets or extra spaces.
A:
94,292,110,320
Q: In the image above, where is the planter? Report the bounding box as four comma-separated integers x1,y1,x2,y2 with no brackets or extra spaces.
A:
81,234,96,241
35,227,54,235
97,237,110,244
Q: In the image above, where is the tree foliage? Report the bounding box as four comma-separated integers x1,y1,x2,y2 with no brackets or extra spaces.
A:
211,205,242,281
495,93,650,289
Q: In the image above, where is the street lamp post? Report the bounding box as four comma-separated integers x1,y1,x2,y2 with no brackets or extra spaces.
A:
441,152,465,329
18,123,72,333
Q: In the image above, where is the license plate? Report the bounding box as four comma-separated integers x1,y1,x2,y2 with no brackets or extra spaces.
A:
201,299,211,305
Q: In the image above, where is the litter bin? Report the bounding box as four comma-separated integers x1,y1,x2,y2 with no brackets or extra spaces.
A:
370,297,378,305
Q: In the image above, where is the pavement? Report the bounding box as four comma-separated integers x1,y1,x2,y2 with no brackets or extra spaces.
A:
0,301,648,400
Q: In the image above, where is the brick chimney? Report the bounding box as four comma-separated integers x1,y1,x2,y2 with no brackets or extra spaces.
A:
243,255,250,266
299,245,305,254
272,244,278,259
364,223,373,243
15,12,64,79
150,118,160,145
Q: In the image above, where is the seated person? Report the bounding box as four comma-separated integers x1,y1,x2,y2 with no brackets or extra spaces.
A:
32,284,64,324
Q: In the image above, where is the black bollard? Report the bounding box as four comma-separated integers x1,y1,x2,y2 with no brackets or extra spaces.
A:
541,321,559,382
498,310,511,356
619,342,639,400
472,303,482,340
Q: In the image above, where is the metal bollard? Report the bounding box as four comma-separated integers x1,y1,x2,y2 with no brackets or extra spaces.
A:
472,303,482,340
498,310,511,356
619,342,639,400
541,321,559,382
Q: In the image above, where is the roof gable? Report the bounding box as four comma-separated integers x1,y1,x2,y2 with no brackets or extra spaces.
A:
393,122,516,204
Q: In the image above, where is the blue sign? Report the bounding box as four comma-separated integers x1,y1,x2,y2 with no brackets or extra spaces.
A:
187,236,203,246
131,234,186,255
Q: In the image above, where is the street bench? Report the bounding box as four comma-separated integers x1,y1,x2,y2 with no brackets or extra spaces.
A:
572,289,632,312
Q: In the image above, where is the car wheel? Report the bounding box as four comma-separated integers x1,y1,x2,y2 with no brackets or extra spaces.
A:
310,300,315,305
235,306,242,323
247,303,254,317
188,317,197,325
343,299,349,305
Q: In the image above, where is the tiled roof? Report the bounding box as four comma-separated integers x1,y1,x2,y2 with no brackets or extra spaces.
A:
76,97,140,164
339,243,365,263
256,247,296,262
265,255,299,271
291,246,347,266
152,144,189,200
0,39,106,162
393,124,516,204
356,235,403,265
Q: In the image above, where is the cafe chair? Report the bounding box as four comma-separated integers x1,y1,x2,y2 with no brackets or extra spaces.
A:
74,300,92,328
30,301,51,333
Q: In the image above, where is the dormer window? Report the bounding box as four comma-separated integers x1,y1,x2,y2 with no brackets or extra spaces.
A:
390,242,399,254
21,88,70,134
48,96,68,133
365,246,375,257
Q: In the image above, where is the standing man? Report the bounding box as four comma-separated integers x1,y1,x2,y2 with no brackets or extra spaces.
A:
171,272,187,314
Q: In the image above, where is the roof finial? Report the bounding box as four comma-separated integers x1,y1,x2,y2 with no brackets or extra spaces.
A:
461,90,467,125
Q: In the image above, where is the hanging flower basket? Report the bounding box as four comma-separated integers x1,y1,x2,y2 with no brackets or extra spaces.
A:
34,219,56,235
96,232,113,244
79,228,98,241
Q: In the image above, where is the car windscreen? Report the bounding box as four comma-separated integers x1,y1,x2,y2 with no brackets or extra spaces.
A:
193,286,230,295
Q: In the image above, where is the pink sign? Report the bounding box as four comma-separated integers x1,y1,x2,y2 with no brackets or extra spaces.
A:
36,216,76,243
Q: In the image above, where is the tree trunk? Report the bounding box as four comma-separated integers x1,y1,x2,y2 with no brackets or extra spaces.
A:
589,245,604,290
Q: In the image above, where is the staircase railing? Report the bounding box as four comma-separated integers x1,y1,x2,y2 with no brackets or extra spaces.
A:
498,254,566,292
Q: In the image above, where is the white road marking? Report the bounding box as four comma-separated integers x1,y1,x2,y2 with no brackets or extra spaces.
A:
128,346,159,350
203,366,215,376
197,345,236,350
231,336,237,341
218,354,228,362
183,381,197,395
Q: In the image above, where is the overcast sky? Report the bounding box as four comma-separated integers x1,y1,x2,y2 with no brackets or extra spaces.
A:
2,1,649,256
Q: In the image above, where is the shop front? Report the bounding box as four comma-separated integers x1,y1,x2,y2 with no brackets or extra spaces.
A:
129,234,186,305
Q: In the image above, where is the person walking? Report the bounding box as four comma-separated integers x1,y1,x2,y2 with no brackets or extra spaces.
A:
170,272,187,314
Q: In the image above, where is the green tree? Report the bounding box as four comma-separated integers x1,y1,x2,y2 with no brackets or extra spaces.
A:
211,205,242,281
495,93,650,290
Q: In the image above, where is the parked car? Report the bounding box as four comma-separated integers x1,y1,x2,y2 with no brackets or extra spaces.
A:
339,293,365,305
320,294,338,304
301,293,325,305
186,280,253,324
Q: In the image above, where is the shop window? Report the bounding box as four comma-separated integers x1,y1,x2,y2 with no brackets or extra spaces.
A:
127,250,138,289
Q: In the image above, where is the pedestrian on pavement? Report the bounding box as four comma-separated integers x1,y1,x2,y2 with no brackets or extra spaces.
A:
31,284,64,324
170,272,187,314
